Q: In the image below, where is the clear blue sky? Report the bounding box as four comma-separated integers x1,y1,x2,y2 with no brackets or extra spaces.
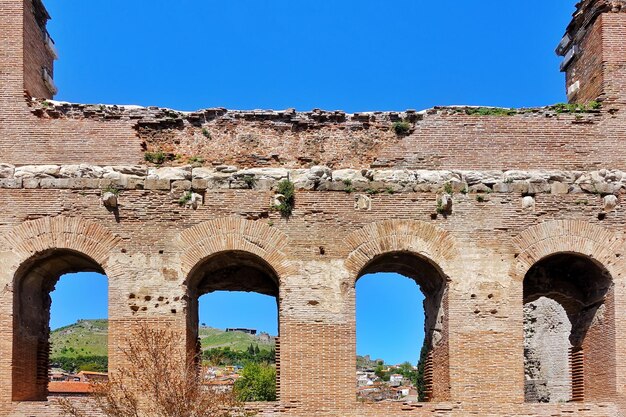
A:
47,0,576,363
45,0,574,112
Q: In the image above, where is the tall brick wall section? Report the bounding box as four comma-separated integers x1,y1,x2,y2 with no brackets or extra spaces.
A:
565,14,605,103
603,13,626,104
23,0,54,100
1,1,626,417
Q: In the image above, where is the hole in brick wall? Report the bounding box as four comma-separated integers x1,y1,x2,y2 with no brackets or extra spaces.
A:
12,250,109,401
523,252,614,403
355,251,450,403
186,250,280,402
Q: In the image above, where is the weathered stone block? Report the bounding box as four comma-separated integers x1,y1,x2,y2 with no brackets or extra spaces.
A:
145,178,171,190
40,178,72,189
0,163,15,179
191,178,209,191
171,180,192,192
550,182,570,194
0,178,22,188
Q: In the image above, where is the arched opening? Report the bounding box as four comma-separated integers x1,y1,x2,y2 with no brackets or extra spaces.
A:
186,250,280,402
523,252,615,403
355,251,450,402
12,249,108,401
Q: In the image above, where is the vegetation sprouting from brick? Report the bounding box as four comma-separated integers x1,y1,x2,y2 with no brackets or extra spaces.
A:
451,101,601,116
392,120,412,135
274,179,295,218
178,191,193,206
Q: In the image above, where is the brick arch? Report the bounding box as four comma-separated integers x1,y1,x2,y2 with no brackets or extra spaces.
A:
344,219,459,280
1,216,122,276
0,216,121,402
512,220,625,281
177,217,294,283
514,220,624,403
344,219,457,402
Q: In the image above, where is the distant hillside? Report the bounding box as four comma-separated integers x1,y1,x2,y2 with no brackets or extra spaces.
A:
50,320,275,358
51,319,108,358
199,326,275,352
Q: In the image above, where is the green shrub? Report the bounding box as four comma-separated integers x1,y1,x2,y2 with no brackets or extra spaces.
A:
243,175,257,189
392,121,412,135
234,362,277,402
178,191,193,206
275,179,295,217
144,150,166,165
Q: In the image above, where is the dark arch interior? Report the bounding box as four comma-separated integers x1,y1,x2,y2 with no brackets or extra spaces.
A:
12,249,105,401
358,251,446,294
524,253,612,346
356,251,449,402
187,251,279,299
523,252,615,403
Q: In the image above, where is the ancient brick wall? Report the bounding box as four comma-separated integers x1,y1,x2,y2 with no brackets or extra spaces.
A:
1,1,626,416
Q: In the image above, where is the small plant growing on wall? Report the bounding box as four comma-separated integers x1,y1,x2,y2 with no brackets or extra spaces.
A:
392,120,412,135
102,184,122,196
201,128,212,138
343,178,354,193
243,175,257,189
144,150,166,165
178,191,193,206
188,155,205,165
274,179,295,218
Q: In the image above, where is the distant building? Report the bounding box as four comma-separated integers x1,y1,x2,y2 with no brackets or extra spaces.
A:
225,328,257,335
389,374,404,387
76,371,109,383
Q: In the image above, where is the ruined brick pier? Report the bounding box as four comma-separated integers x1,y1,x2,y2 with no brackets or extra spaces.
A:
1,0,626,416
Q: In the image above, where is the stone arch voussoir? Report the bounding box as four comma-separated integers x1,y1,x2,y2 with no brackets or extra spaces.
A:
177,217,294,282
1,216,122,279
512,220,625,281
344,219,459,281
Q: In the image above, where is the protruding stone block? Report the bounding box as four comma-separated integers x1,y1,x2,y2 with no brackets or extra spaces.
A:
603,194,618,212
522,196,536,210
354,194,372,211
101,192,118,208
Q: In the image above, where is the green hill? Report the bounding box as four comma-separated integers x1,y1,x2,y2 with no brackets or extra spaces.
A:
50,320,275,358
199,326,275,352
51,319,108,358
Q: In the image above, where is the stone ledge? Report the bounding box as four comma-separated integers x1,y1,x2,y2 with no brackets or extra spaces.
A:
1,164,625,196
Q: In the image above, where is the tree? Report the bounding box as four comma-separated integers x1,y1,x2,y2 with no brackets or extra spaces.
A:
233,362,277,402
58,325,249,417
416,344,429,401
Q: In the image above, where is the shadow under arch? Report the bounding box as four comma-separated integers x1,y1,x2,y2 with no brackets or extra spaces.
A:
355,250,450,402
523,251,615,403
12,248,107,402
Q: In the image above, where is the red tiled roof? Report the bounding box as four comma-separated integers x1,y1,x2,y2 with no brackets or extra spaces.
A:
48,382,94,394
